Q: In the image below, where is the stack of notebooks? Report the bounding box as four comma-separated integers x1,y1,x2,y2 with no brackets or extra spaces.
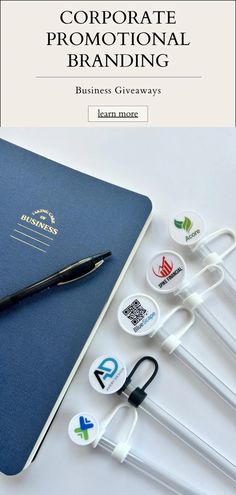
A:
0,138,152,475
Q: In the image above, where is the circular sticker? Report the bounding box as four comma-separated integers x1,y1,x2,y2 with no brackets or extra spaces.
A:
169,211,205,246
68,412,99,446
146,250,186,294
89,355,127,394
118,293,160,337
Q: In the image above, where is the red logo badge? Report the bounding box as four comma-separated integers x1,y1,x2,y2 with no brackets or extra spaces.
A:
152,256,173,278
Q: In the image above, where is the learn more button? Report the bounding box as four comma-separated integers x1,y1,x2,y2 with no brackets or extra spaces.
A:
88,106,148,122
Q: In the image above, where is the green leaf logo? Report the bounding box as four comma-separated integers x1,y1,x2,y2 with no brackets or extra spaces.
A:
174,219,183,229
174,217,193,232
183,216,193,232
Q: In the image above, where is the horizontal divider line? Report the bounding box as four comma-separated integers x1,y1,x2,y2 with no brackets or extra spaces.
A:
17,223,54,240
14,229,50,247
10,236,47,253
36,75,203,79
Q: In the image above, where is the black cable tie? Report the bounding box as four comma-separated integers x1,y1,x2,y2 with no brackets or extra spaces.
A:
117,356,159,408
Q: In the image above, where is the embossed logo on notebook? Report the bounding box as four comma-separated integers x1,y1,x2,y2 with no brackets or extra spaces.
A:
10,207,59,254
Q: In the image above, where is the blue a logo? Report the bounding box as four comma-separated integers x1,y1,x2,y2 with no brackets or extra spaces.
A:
94,357,118,389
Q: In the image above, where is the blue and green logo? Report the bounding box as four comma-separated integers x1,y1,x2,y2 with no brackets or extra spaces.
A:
74,415,95,441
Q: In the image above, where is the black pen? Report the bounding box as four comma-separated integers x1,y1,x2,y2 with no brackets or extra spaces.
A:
0,251,112,312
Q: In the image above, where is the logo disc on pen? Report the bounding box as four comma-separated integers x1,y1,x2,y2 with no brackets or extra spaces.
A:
118,293,160,336
146,250,186,294
68,412,98,446
89,355,127,394
169,211,205,246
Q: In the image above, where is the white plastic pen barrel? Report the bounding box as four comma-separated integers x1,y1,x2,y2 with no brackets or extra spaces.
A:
169,213,236,299
69,408,202,495
178,283,236,357
195,303,236,356
98,436,207,495
69,404,207,495
123,384,236,483
146,249,236,357
221,265,236,299
194,243,236,298
118,294,236,412
89,354,236,484
156,326,236,411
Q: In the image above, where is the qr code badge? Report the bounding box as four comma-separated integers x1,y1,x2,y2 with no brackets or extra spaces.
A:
122,299,147,326
118,294,160,336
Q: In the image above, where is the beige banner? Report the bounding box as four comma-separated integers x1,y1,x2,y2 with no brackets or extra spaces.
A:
1,1,235,126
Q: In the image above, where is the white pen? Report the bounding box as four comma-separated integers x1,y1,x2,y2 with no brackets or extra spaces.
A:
118,294,236,411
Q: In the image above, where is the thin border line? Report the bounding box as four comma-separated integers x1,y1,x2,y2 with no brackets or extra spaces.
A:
2,0,235,4
17,223,54,240
10,235,47,253
36,76,203,79
0,0,2,127
235,0,236,126
14,229,50,246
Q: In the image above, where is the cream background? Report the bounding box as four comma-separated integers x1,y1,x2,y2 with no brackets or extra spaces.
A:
1,1,235,126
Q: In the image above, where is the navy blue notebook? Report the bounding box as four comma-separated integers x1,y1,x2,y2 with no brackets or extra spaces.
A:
0,138,152,476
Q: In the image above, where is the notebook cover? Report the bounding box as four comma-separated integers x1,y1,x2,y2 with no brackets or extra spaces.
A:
0,138,152,476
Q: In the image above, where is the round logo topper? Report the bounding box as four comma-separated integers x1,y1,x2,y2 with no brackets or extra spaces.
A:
118,293,160,337
146,250,186,294
89,355,127,394
169,211,205,247
68,412,99,446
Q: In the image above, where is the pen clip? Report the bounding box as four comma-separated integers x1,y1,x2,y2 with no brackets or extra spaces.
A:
57,260,104,286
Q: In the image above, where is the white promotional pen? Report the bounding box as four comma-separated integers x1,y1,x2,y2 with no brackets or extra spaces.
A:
89,354,236,483
192,231,236,297
68,404,208,495
176,266,236,356
117,294,236,411
117,356,236,483
98,436,207,495
169,211,236,298
146,250,236,358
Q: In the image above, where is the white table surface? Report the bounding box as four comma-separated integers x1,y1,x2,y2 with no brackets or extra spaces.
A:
0,127,236,495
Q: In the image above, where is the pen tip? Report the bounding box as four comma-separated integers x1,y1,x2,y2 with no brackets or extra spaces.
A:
92,251,112,263
103,250,112,259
